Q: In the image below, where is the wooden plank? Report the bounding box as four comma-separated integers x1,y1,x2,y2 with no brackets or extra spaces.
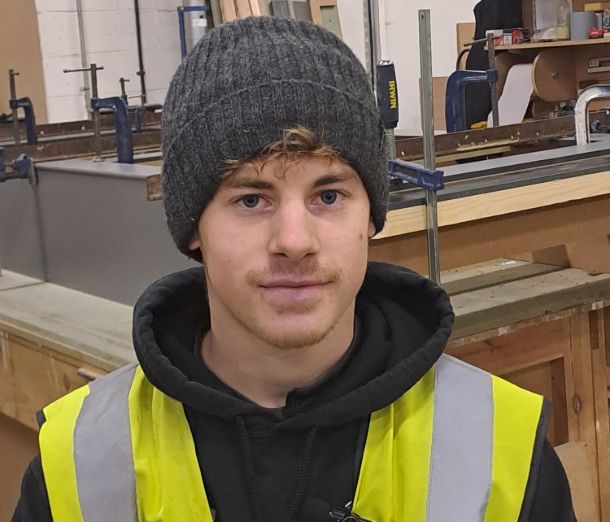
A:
432,77,448,131
550,358,569,445
0,333,103,429
590,309,610,520
369,193,610,276
450,268,610,339
0,279,134,371
443,261,562,296
219,0,237,22
310,0,336,25
562,313,601,515
555,442,601,522
585,1,610,10
257,0,270,15
235,0,252,17
375,170,610,240
249,0,260,15
456,22,475,69
448,318,565,375
441,258,532,284
497,38,610,50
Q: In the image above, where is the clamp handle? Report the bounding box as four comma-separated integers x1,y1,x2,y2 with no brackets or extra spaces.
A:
376,60,399,129
388,159,444,191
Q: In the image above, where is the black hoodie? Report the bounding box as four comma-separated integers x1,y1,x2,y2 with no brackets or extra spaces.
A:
13,262,575,521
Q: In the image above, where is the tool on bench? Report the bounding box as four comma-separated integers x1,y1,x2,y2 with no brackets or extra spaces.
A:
374,12,444,285
445,35,499,132
8,69,38,146
64,64,135,163
0,149,36,185
64,64,105,161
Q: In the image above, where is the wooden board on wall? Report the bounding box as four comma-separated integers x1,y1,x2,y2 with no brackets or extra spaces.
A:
433,76,448,131
0,413,38,522
456,22,475,69
0,0,47,123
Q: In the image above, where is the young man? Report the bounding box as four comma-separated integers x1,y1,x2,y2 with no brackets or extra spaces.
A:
14,16,575,522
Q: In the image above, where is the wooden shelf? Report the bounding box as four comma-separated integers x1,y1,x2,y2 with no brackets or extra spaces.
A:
497,38,610,51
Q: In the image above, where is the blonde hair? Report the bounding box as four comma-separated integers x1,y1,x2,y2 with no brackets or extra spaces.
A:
224,126,339,177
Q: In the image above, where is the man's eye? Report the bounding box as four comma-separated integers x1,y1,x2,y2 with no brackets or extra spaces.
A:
320,190,338,205
240,195,260,208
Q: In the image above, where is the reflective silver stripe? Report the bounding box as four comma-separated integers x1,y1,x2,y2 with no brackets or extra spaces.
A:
73,363,138,522
426,355,494,522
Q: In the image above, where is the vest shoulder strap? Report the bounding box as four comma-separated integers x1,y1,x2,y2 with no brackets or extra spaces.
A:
39,363,214,522
353,355,545,522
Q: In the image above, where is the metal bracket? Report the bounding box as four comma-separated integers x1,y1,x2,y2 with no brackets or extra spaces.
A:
575,84,610,145
177,5,208,58
388,159,444,191
91,96,134,163
0,150,37,185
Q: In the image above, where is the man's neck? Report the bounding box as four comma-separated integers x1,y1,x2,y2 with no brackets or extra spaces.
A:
201,310,356,409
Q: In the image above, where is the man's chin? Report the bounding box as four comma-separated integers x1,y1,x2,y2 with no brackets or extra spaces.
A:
255,323,335,351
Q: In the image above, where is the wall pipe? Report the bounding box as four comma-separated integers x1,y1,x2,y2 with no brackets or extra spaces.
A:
133,0,147,104
75,0,91,117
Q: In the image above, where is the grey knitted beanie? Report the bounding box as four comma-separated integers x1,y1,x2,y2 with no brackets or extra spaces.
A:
162,16,388,260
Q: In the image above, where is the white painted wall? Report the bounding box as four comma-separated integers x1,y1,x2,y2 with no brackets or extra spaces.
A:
339,0,477,136
35,0,182,123
35,0,476,130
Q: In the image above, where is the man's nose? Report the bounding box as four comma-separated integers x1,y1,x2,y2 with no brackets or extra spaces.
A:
268,201,320,260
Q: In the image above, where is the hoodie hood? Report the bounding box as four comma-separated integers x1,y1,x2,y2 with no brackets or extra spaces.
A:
132,262,454,430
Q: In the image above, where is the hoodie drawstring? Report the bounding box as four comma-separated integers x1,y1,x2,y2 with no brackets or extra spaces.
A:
237,416,319,522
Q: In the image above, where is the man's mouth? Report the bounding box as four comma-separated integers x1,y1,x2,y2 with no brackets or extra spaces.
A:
258,279,330,304
260,279,328,289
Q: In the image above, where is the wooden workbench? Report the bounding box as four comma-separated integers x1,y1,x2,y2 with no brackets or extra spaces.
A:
1,261,610,520
370,166,610,277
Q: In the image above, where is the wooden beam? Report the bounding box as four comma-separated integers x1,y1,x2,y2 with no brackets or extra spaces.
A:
234,0,252,17
369,193,610,276
376,170,610,240
219,0,237,22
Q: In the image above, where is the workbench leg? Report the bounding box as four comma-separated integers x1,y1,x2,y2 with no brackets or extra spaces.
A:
563,313,602,520
591,308,610,521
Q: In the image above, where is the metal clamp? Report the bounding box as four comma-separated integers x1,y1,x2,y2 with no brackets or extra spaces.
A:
178,5,208,58
575,84,610,145
445,70,497,133
0,150,37,185
388,159,444,191
64,64,105,161
91,96,133,163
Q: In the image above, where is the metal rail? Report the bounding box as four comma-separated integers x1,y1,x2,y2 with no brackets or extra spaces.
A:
575,85,610,145
419,9,441,284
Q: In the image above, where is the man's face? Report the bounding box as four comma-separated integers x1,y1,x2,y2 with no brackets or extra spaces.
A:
190,155,374,350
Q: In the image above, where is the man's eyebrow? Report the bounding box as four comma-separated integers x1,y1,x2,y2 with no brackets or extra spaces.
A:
221,176,274,190
312,172,358,188
220,171,357,190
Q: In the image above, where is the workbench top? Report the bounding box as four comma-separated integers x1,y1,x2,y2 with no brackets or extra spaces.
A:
0,270,134,371
2,260,610,372
36,158,161,181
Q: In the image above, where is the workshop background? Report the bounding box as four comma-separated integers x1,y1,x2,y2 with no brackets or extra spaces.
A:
0,0,475,132
2,0,610,521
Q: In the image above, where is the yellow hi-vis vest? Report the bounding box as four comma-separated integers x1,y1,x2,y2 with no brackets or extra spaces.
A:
39,355,545,522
